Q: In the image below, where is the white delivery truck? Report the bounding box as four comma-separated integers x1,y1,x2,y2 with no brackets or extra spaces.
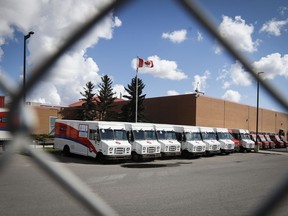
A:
54,120,131,161
214,127,235,154
174,125,206,158
230,129,255,152
125,123,161,161
153,123,181,157
199,127,221,155
0,108,12,151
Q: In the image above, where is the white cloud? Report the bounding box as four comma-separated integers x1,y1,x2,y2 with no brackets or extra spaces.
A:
0,0,121,106
0,0,41,60
222,90,241,103
112,84,127,99
132,55,188,81
213,43,223,55
260,18,288,36
253,53,288,79
217,61,252,89
223,81,230,89
192,70,210,93
279,6,288,16
113,16,122,27
161,29,187,43
167,90,179,96
230,61,253,86
218,15,258,53
197,31,203,42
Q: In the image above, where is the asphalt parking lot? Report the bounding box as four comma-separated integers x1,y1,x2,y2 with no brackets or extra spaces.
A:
0,148,288,216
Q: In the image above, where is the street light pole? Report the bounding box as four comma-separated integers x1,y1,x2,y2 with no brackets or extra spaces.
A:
23,31,34,103
256,71,264,152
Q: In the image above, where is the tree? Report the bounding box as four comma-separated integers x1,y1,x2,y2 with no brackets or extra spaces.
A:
80,81,97,120
97,75,117,121
120,76,146,122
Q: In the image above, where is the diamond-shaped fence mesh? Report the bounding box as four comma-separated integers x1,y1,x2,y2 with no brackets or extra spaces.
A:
0,0,287,215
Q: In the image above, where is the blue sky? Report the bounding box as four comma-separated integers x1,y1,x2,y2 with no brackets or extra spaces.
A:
0,0,287,112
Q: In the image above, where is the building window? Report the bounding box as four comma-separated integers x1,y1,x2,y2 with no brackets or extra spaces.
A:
49,116,57,134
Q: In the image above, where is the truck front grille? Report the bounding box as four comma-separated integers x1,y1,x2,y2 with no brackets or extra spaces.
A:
196,146,202,151
148,147,156,153
212,145,217,150
169,146,176,151
114,147,125,154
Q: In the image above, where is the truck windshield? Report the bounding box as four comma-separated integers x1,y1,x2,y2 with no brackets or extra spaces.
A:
218,132,233,139
133,130,157,140
265,135,271,141
114,129,127,140
275,135,281,141
157,130,176,140
133,130,145,140
145,130,157,140
241,133,250,139
201,132,216,140
259,135,266,142
100,129,114,140
185,132,202,141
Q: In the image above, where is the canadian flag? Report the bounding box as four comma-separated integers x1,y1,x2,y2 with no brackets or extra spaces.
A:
138,58,154,68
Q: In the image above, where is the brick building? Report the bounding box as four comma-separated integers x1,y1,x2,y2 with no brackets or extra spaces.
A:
32,105,62,134
140,94,288,134
6,93,285,136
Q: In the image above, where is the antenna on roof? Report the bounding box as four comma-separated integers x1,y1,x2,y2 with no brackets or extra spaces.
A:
195,82,204,97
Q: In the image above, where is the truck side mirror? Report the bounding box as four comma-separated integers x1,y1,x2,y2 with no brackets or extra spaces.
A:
95,130,101,141
128,131,134,142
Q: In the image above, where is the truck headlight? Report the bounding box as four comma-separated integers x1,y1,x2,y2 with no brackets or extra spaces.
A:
126,147,130,152
109,147,113,151
143,147,146,151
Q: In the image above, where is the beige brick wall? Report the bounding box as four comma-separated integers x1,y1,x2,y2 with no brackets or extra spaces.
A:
196,96,225,127
27,95,287,137
143,94,287,135
32,106,61,134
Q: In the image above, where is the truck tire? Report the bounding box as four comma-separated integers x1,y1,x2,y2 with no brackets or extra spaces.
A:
63,145,70,157
131,152,140,162
96,152,106,163
181,150,190,159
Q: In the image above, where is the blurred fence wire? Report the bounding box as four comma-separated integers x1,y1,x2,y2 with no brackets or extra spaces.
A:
0,0,287,215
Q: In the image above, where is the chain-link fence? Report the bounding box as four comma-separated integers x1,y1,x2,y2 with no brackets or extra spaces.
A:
0,0,287,215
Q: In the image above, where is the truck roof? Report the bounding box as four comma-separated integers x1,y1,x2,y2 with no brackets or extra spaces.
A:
214,127,229,133
174,125,200,133
56,119,126,130
199,126,215,132
153,123,175,131
231,128,250,134
124,122,154,130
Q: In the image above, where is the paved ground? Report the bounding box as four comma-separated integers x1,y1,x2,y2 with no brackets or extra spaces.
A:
0,148,288,216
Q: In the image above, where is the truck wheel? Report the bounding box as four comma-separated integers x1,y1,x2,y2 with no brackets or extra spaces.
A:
181,150,189,159
96,152,106,163
131,152,140,162
63,145,70,157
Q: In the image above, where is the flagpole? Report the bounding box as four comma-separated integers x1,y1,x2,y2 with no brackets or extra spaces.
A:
135,57,139,123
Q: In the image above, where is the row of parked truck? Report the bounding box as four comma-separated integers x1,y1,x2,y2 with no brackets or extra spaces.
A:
250,132,287,149
54,119,287,162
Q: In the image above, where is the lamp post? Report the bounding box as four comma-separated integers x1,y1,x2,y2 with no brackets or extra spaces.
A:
23,31,34,103
255,71,264,152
